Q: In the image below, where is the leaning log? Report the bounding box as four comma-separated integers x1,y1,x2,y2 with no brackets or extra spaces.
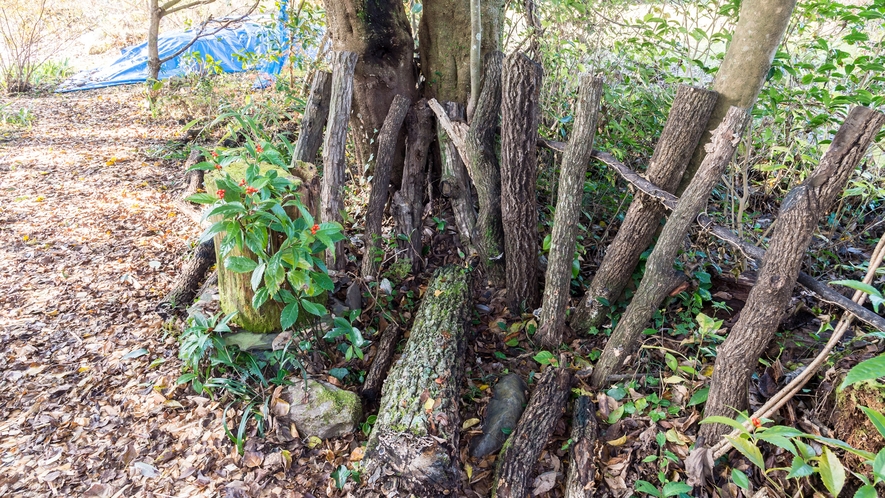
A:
321,51,358,271
570,85,718,333
361,94,411,278
360,323,402,402
494,365,571,498
565,396,598,497
537,75,603,348
500,52,542,310
700,106,885,441
362,266,472,496
589,106,749,388
439,101,476,250
292,70,332,165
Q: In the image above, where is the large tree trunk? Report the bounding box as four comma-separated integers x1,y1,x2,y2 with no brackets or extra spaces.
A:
440,102,476,250
467,51,506,286
392,99,434,271
590,107,749,388
570,86,718,333
321,51,357,271
493,366,571,498
537,75,603,348
500,52,542,310
323,0,418,183
362,266,472,496
699,106,885,441
292,70,332,165
419,0,471,104
677,0,798,193
361,95,411,278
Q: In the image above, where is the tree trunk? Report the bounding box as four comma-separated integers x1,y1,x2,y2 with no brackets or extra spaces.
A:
565,396,598,498
467,51,505,286
147,0,162,81
361,95,411,278
323,0,418,184
590,107,749,388
677,0,798,194
537,75,603,348
419,0,471,104
321,51,358,271
493,366,571,498
699,106,885,441
292,70,332,165
362,266,472,496
360,324,402,402
392,99,434,271
570,85,718,333
500,52,542,310
440,102,477,250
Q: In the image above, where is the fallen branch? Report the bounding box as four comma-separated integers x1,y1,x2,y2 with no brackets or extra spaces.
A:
359,324,401,402
538,140,885,332
428,98,470,169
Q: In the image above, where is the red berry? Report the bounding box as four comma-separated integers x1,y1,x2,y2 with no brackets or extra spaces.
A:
245,186,258,194
211,151,218,158
311,223,319,235
214,164,222,170
256,144,263,153
239,179,246,186
751,417,762,428
216,189,225,199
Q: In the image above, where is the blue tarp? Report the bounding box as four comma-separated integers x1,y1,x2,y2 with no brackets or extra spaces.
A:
59,9,289,92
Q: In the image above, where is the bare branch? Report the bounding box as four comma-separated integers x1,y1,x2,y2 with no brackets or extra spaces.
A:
158,0,259,65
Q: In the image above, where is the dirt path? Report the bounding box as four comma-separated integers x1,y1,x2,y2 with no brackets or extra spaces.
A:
0,88,329,497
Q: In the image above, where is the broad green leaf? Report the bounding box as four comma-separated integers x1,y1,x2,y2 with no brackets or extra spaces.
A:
760,425,805,438
786,456,814,478
854,485,877,498
300,299,327,317
310,271,334,292
756,432,797,455
687,387,708,406
225,256,257,273
840,354,885,389
288,270,310,291
633,479,662,497
859,406,885,440
726,435,765,471
872,448,885,481
830,280,882,299
731,468,749,490
533,350,557,366
329,368,348,381
251,286,270,309
700,416,750,435
662,481,692,497
280,302,299,330
819,446,846,496
665,353,678,372
186,192,220,204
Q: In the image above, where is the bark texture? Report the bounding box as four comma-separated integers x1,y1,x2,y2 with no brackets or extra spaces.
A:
292,70,332,165
537,75,603,348
360,324,402,402
362,267,471,496
361,95,411,278
699,106,885,441
590,107,749,388
466,51,506,285
677,0,798,193
419,0,471,104
494,366,571,498
571,85,718,333
565,396,598,498
440,102,476,250
321,51,357,271
392,100,434,271
323,0,418,182
500,52,542,310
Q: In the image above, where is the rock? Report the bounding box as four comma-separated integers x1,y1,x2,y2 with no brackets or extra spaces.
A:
330,296,348,316
470,374,528,458
280,379,362,439
379,278,392,295
346,281,362,310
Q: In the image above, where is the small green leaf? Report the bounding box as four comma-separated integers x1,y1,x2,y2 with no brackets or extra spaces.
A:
830,280,882,299
700,416,750,435
634,479,662,497
840,353,885,389
786,456,814,478
859,405,885,440
854,485,877,498
731,468,749,490
251,286,270,309
533,350,557,366
329,368,348,381
122,348,149,360
726,435,765,471
225,256,258,273
280,302,299,330
819,446,846,496
662,481,692,497
664,353,678,372
871,448,885,481
300,299,327,317
688,387,709,406
186,192,220,204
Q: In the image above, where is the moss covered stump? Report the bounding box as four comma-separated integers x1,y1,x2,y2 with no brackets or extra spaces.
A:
361,266,472,496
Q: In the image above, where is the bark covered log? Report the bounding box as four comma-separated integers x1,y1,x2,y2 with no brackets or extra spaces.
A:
700,106,885,441
570,85,718,333
321,51,357,271
537,75,603,347
292,70,332,165
590,107,749,388
362,266,472,496
500,52,542,309
565,396,598,498
466,51,506,285
392,100,434,271
361,95,411,278
360,324,402,402
494,366,571,498
440,102,477,250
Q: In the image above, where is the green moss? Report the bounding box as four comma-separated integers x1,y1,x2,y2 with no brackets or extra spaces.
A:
386,259,412,282
309,380,362,425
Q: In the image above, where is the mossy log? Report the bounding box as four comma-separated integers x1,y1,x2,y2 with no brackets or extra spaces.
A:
362,266,472,496
205,161,319,333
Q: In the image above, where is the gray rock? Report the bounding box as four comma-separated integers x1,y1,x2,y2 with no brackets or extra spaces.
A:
470,374,528,458
281,379,362,439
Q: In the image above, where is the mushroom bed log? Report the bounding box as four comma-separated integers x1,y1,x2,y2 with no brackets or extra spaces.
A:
361,266,472,497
